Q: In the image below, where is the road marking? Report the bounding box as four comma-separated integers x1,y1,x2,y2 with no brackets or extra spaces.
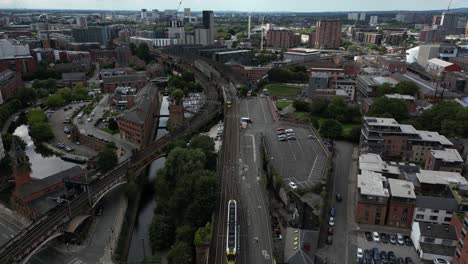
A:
1,233,8,238
307,157,318,180
245,134,256,163
259,97,268,123
403,74,435,91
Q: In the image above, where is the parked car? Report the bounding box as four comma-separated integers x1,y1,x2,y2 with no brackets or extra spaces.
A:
365,232,373,241
397,233,404,245
388,251,396,264
404,236,413,246
328,217,335,226
285,129,294,133
276,127,285,132
288,182,297,189
330,207,336,217
278,137,287,142
380,251,388,262
397,258,405,264
326,235,333,245
287,136,296,140
357,248,363,259
336,193,342,202
433,259,450,264
308,134,316,139
380,233,388,244
372,232,380,242
405,257,414,264
389,234,397,244
327,227,333,235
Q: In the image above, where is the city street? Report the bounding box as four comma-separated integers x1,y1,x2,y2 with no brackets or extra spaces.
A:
239,97,276,264
28,185,126,264
317,141,356,264
0,204,26,247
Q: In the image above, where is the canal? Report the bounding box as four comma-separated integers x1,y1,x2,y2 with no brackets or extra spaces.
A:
127,96,169,262
13,124,75,179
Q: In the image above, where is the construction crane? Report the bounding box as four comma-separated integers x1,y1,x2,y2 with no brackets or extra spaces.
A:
176,0,183,14
447,0,454,12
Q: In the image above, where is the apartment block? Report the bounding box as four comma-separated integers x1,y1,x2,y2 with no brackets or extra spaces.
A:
356,171,389,226
425,149,464,173
315,20,341,50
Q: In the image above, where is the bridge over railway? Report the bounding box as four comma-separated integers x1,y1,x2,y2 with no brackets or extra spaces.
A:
0,52,226,264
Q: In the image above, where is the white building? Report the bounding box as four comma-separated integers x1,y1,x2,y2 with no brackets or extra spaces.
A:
184,8,191,17
129,36,179,47
411,221,457,261
348,13,359,20
360,12,366,21
413,196,458,225
0,39,30,59
369,16,378,26
333,79,356,101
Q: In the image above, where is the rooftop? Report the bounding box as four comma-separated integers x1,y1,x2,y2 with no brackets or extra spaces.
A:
357,171,389,197
215,49,251,55
416,170,468,186
430,148,463,163
416,130,453,146
388,178,416,199
385,93,416,101
428,58,454,68
359,153,400,176
283,228,317,264
373,76,399,86
364,117,400,127
418,222,457,240
416,195,458,211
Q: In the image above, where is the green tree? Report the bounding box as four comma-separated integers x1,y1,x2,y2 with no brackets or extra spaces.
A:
167,242,191,264
73,82,88,100
108,118,118,131
46,93,65,107
310,98,329,116
376,83,395,97
189,135,215,155
395,80,419,96
16,88,37,106
58,87,73,102
175,225,195,244
181,72,195,82
129,42,137,55
149,214,174,251
194,222,211,246
136,43,151,62
27,109,54,142
368,97,409,122
320,119,343,139
171,89,184,105
293,100,310,112
96,143,118,172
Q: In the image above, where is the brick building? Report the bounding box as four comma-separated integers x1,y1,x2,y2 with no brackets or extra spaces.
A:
0,67,23,100
425,148,464,173
386,178,416,228
0,56,37,76
356,171,389,225
266,30,300,49
102,73,147,93
376,57,407,73
315,20,342,50
230,64,270,81
117,84,160,147
451,213,468,263
450,57,468,72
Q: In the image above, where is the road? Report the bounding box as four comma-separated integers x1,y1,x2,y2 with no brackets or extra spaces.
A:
0,205,25,247
28,185,126,264
239,97,275,264
317,141,356,264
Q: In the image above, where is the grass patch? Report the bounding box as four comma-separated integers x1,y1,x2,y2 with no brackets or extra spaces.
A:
265,84,302,98
293,111,309,122
100,127,119,135
276,101,291,110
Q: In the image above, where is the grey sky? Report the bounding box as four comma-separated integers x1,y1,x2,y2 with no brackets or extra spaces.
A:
0,0,467,12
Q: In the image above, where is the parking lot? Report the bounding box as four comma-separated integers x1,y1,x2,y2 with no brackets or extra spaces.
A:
264,121,328,189
48,102,98,157
356,231,423,264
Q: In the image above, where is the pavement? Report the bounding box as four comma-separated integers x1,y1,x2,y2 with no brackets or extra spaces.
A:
238,97,277,264
72,95,138,162
27,184,127,264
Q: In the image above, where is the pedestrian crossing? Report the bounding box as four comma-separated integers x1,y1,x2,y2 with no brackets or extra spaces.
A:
66,258,86,264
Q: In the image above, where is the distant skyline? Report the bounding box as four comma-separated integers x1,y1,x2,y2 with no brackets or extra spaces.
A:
1,0,468,12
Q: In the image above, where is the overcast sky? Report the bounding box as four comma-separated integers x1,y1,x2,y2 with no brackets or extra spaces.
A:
1,0,467,12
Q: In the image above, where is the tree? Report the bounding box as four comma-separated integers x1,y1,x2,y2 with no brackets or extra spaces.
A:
175,225,195,244
181,72,195,82
136,43,150,62
167,242,191,264
58,87,73,102
194,222,211,246
293,100,310,112
16,88,37,106
129,42,137,55
96,143,118,172
171,89,184,105
27,109,54,142
73,82,88,100
310,98,329,116
368,97,409,122
46,93,65,107
376,83,395,97
189,135,215,155
395,81,419,96
149,214,174,251
108,118,118,131
320,119,343,139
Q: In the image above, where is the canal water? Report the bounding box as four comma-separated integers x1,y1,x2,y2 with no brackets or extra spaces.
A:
13,125,75,179
127,96,169,262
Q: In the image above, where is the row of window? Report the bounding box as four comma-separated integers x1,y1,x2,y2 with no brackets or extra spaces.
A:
416,208,452,214
415,214,451,222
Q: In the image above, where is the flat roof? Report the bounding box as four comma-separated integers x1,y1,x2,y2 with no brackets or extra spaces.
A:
357,171,389,197
416,130,453,146
373,76,399,86
388,178,416,199
365,117,400,127
428,58,454,68
385,93,416,101
431,148,463,163
215,50,251,55
416,170,468,186
359,153,400,176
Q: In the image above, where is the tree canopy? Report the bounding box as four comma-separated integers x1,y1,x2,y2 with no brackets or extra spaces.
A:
27,109,54,142
96,143,118,172
416,101,468,138
367,97,409,122
268,64,309,83
320,119,343,139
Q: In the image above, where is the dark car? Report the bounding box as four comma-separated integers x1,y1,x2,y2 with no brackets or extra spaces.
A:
326,235,333,245
404,236,413,246
397,257,405,264
364,249,372,260
405,257,414,264
388,251,396,264
365,232,373,241
380,251,388,262
336,193,342,202
373,248,380,260
328,227,334,235
389,234,397,244
380,233,388,243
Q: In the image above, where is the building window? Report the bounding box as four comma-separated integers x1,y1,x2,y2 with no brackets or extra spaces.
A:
424,237,435,243
442,239,453,246
431,209,439,213
444,217,452,222
416,214,424,220
417,208,425,212
429,216,438,221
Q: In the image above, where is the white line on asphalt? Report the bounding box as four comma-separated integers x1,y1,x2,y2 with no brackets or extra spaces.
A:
403,74,435,91
1,233,7,238
259,98,268,123
66,258,79,264
307,157,318,180
246,134,256,163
